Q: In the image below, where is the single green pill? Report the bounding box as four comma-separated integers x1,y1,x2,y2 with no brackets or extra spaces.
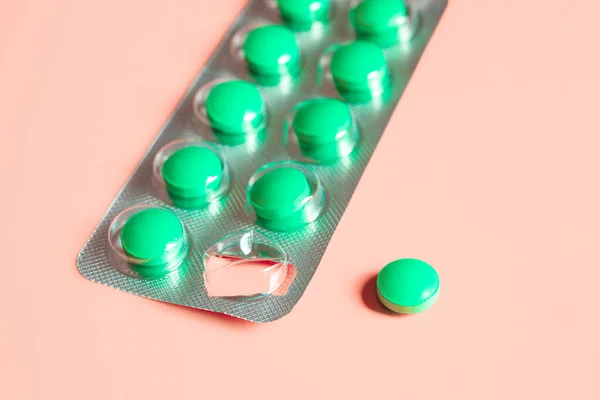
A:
162,146,222,199
352,0,415,47
250,167,311,220
377,258,440,314
120,208,184,267
278,0,330,30
353,0,409,34
205,80,265,135
293,98,353,146
330,41,389,92
243,25,301,77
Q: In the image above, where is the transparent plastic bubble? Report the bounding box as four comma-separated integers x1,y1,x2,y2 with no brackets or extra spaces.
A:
202,229,292,300
284,97,361,164
318,41,392,104
193,78,268,146
266,0,334,32
153,139,230,209
107,205,190,279
349,0,420,47
246,161,326,231
230,22,302,86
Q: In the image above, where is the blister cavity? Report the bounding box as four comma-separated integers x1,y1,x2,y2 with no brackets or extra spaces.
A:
193,79,268,145
108,205,189,279
247,161,326,231
349,0,420,47
284,97,360,164
203,230,292,299
231,22,302,86
153,139,230,209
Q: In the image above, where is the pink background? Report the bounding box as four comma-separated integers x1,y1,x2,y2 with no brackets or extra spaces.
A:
2,0,599,398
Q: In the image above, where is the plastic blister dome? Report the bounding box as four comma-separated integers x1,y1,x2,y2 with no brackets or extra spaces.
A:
247,161,326,231
153,139,231,209
107,205,189,279
285,97,360,163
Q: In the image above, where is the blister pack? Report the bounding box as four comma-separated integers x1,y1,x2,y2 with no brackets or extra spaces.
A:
77,0,447,322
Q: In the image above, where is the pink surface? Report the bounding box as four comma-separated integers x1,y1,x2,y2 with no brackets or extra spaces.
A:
2,0,600,398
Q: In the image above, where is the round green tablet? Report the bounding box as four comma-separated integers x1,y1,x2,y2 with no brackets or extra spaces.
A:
205,80,264,135
243,25,301,77
292,98,352,146
377,258,440,314
278,0,330,30
162,146,222,199
353,0,408,33
120,208,184,267
250,167,311,220
330,41,389,92
352,0,415,47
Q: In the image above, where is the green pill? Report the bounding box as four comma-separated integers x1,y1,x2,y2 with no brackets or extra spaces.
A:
351,0,411,47
120,208,185,268
292,98,352,146
162,146,222,199
329,41,390,95
278,0,330,31
243,25,301,78
205,80,265,136
377,258,440,314
250,167,311,221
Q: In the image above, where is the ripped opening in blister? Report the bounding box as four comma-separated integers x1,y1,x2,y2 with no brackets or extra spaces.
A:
318,41,392,104
153,139,230,209
348,0,420,48
246,161,326,231
193,78,268,145
203,230,296,300
231,22,303,86
107,205,189,279
284,97,361,164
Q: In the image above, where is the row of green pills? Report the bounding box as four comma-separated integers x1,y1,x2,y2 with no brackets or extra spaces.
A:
240,1,416,88
273,0,418,46
153,139,326,229
108,0,420,278
109,162,325,278
241,23,392,101
157,145,325,230
195,77,360,162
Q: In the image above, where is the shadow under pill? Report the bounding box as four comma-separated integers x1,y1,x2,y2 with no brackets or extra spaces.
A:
361,273,410,317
